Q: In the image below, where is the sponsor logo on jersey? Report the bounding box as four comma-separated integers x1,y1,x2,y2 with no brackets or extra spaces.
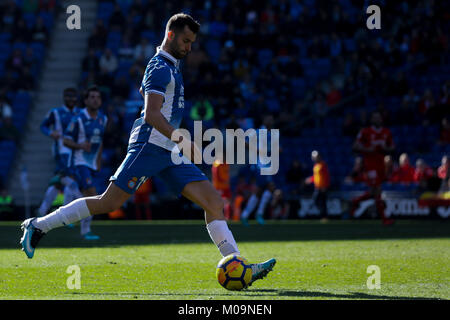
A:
128,177,138,189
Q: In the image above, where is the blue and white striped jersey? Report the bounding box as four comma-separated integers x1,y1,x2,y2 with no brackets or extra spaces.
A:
40,105,81,157
129,47,185,151
64,108,107,171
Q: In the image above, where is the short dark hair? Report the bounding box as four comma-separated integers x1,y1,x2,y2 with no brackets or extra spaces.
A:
166,13,200,34
84,85,101,100
63,87,77,96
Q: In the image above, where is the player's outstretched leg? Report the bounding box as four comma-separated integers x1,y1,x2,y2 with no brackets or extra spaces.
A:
20,182,130,258
182,180,276,286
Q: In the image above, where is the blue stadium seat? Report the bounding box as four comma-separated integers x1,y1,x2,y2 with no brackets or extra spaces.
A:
344,38,356,52
117,0,132,13
204,39,221,63
257,49,273,68
12,42,28,55
141,30,157,44
22,12,36,29
29,42,45,60
39,10,54,29
291,77,306,98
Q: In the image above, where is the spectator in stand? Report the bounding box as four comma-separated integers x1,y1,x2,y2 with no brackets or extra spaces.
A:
345,156,366,184
211,153,232,220
438,81,450,110
329,32,342,57
285,159,305,194
31,16,49,44
438,156,449,182
391,153,416,184
0,117,20,142
118,31,135,60
109,3,126,31
326,82,342,107
0,71,20,93
134,37,155,61
99,48,118,87
0,184,14,219
82,48,100,73
232,176,253,221
7,49,25,74
13,18,30,42
24,47,37,70
23,0,39,13
418,89,437,124
190,96,214,122
17,66,35,90
384,155,398,182
88,20,108,50
414,159,433,188
439,117,450,145
39,0,57,12
305,150,330,222
403,88,420,110
0,1,21,33
0,95,13,122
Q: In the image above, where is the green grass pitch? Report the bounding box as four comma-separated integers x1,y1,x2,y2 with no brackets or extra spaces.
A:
0,220,448,300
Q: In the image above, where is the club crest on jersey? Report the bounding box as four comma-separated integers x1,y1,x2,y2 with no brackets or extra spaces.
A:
67,121,75,131
128,177,138,189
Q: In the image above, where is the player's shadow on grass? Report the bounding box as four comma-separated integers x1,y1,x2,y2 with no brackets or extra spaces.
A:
248,289,438,300
69,289,437,300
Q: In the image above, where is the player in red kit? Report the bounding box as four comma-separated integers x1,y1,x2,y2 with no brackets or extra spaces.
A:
351,111,396,225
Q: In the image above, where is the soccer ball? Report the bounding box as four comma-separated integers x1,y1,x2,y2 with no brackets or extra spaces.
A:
216,254,252,290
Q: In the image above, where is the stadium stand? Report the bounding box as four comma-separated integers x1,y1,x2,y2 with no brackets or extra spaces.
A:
77,0,449,200
0,0,57,187
2,0,449,219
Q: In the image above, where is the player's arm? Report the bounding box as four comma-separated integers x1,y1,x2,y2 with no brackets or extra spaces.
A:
352,129,374,153
144,93,199,161
63,118,91,151
144,93,177,140
142,64,199,160
40,110,59,140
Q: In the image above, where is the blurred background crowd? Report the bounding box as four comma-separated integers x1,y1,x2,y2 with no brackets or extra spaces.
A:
0,0,449,220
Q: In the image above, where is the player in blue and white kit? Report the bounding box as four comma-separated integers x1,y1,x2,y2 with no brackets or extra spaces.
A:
63,86,107,240
37,88,82,217
21,13,275,287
